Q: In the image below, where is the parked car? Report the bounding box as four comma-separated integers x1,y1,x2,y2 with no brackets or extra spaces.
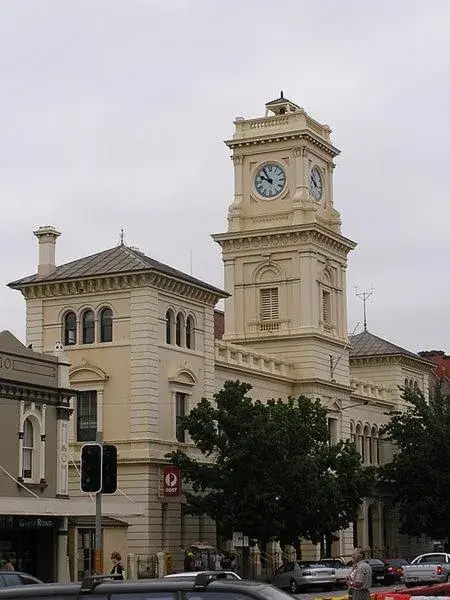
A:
383,558,409,584
0,573,42,588
164,571,241,580
318,559,352,587
271,561,336,594
0,571,298,600
402,552,450,586
363,558,387,585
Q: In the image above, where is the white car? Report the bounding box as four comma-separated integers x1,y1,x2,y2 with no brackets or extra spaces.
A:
164,571,241,581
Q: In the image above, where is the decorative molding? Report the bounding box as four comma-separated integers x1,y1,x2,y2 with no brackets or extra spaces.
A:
226,131,339,158
16,271,226,306
350,354,433,372
231,154,244,165
0,381,72,405
213,226,355,259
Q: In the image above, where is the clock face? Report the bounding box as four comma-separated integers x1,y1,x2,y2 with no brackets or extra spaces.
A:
309,166,323,201
254,163,286,198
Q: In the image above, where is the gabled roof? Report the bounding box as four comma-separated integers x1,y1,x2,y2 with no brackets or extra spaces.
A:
350,330,432,365
8,244,228,298
0,330,57,362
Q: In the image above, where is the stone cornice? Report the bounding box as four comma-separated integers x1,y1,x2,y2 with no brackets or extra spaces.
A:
225,131,339,158
0,378,73,405
14,271,225,306
295,378,353,396
212,224,356,259
350,353,434,372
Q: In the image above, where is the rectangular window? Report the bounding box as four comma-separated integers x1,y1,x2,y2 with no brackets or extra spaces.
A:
175,392,187,443
77,391,97,442
328,417,338,445
260,287,279,321
322,290,331,324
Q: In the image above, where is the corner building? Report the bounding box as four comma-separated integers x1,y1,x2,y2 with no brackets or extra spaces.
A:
9,96,435,569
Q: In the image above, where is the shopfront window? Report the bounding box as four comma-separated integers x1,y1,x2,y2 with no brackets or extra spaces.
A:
77,528,95,581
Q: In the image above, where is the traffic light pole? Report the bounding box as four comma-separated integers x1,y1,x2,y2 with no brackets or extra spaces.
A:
94,432,103,574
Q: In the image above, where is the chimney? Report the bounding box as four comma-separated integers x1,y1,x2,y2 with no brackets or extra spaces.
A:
33,226,61,277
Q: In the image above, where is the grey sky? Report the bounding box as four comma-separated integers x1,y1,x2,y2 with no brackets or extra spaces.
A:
1,0,449,353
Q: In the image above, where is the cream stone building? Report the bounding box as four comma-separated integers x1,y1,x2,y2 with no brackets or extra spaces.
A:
9,94,434,571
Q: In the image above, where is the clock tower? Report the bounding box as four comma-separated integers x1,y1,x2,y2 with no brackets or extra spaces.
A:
212,94,357,389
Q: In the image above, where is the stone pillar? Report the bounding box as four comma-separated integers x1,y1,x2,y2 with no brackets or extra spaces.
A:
250,544,262,576
127,554,137,579
56,517,70,582
156,552,166,578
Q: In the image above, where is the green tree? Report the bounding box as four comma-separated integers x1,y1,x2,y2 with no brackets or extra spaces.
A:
380,383,450,548
167,380,371,546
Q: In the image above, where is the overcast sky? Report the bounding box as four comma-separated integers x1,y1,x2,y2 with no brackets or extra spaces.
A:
1,0,449,353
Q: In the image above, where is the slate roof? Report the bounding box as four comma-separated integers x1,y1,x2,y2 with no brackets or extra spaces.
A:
0,330,57,362
350,330,430,364
265,93,300,109
8,244,228,297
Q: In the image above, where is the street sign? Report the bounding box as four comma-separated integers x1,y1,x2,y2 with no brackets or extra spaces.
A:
163,466,181,497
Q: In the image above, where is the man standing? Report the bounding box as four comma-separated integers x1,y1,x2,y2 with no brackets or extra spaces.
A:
347,548,372,600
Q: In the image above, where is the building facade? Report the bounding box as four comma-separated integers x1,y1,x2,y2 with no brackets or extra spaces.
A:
8,96,435,570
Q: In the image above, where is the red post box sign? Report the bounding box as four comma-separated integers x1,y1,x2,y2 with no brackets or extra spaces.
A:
163,466,181,497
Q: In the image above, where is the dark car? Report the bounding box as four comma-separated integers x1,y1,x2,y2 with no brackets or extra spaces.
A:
0,571,300,600
0,573,42,588
383,558,409,584
364,559,387,585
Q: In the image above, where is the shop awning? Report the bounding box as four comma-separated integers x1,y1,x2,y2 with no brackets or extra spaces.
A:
0,496,144,522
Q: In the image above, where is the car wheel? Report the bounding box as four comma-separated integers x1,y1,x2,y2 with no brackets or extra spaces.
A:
289,579,299,594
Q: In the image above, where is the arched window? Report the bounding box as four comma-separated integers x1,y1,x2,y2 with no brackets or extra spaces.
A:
63,311,77,346
22,419,34,479
356,424,364,462
82,310,95,344
165,309,174,344
371,426,379,465
176,313,184,347
99,307,113,342
186,315,195,349
364,425,371,464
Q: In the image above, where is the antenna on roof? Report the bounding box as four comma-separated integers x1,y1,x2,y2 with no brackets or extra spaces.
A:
280,90,284,99
190,250,193,276
355,285,374,332
119,228,125,246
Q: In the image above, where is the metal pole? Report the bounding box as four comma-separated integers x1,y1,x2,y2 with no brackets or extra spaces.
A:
94,431,103,574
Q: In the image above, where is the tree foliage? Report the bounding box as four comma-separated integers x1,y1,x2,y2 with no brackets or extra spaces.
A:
380,383,450,546
167,380,371,545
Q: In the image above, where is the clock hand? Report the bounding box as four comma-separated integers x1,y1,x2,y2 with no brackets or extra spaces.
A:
263,168,273,184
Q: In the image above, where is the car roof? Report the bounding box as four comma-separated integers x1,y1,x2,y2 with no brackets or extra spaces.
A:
0,577,266,598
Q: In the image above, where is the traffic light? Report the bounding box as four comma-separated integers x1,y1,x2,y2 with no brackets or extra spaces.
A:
102,444,118,494
80,443,102,493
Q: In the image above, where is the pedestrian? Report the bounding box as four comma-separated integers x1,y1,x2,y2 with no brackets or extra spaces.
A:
346,548,372,600
110,551,125,580
2,557,14,572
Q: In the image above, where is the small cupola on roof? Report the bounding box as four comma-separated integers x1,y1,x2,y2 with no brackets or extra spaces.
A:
265,91,301,116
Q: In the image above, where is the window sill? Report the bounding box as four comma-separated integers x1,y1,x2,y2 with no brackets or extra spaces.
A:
62,340,130,349
17,478,48,492
162,343,202,357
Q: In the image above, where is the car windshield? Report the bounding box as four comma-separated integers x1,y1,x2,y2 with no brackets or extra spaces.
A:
297,562,322,568
386,559,408,566
258,584,302,600
367,559,384,566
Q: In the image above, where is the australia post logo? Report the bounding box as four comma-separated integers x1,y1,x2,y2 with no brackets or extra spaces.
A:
163,466,181,497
